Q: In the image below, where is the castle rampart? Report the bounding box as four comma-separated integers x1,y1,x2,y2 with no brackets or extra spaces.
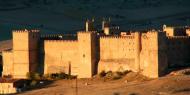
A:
44,40,79,75
2,22,190,79
166,36,190,68
44,31,99,78
2,51,13,76
98,33,140,73
8,29,40,79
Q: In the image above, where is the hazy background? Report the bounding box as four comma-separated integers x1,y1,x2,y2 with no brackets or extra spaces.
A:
0,0,190,41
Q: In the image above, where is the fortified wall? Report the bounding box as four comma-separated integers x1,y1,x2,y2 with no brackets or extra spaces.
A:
2,29,40,79
98,31,168,78
163,25,190,68
98,33,140,73
140,31,168,77
1,21,190,79
167,36,190,68
44,31,99,78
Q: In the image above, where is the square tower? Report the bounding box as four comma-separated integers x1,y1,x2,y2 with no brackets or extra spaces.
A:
140,31,168,78
77,31,98,78
12,29,40,79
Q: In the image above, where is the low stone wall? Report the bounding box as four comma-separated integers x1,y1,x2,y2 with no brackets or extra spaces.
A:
0,83,17,94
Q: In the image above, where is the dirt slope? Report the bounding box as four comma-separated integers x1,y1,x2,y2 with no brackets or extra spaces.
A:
18,75,190,95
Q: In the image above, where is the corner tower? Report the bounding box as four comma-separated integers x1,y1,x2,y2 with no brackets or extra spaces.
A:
12,29,40,79
77,31,98,78
140,31,168,78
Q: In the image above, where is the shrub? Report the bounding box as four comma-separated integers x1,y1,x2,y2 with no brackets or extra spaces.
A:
27,72,41,80
51,73,59,79
42,74,51,80
128,93,138,95
113,75,122,80
99,71,106,77
33,73,41,80
116,71,124,76
30,80,37,86
106,71,113,78
123,70,132,75
113,92,120,95
44,73,77,80
112,72,122,80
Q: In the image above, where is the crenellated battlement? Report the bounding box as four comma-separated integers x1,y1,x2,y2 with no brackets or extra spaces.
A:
41,34,77,40
147,30,159,34
100,35,134,39
13,30,28,33
30,29,40,32
44,40,78,43
41,34,64,38
167,36,190,39
78,31,97,34
41,34,76,38
13,29,40,33
3,21,190,81
109,26,120,30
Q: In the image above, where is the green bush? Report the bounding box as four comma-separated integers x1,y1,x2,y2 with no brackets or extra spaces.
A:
106,71,113,78
112,72,122,80
27,72,41,80
43,73,77,80
116,71,124,76
99,71,106,77
30,80,37,86
43,74,50,79
112,75,122,80
98,70,131,80
113,92,120,95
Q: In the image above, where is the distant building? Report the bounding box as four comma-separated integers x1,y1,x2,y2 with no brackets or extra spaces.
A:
2,20,190,79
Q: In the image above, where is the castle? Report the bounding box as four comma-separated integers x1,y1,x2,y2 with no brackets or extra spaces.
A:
1,20,190,79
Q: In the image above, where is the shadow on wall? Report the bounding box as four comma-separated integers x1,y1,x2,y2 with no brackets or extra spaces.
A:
38,40,45,75
94,36,100,75
0,54,2,76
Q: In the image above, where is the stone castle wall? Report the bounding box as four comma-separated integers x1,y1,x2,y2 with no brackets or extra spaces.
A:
2,51,13,76
98,31,168,78
44,31,99,78
2,30,40,79
44,40,79,75
0,83,17,94
167,36,190,68
140,32,168,78
2,27,190,79
98,35,138,73
99,35,136,59
77,32,98,78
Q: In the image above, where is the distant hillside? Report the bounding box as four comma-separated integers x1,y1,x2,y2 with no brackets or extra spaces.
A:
0,40,12,53
0,0,190,41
